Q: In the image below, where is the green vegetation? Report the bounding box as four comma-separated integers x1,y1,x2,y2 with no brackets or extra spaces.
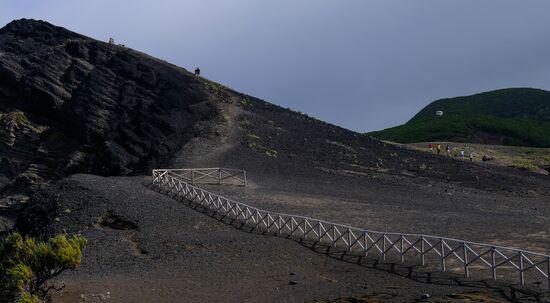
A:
368,88,550,147
265,149,278,158
240,97,252,106
204,81,232,103
405,141,550,174
13,111,29,124
0,232,87,302
247,142,278,158
511,158,539,171
246,130,278,158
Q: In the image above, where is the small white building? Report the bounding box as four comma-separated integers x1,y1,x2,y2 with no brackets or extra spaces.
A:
436,110,444,116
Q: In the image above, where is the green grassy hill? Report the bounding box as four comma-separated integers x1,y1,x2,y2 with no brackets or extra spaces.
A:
368,88,550,147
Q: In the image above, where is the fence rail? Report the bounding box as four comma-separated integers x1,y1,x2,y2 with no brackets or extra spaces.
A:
151,168,550,290
153,168,246,186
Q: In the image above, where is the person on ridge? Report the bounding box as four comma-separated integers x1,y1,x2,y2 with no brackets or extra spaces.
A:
436,144,441,155
445,144,450,155
460,149,465,160
194,67,201,77
428,143,433,151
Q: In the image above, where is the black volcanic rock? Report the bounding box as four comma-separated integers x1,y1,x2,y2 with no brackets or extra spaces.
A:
0,19,548,201
0,19,220,193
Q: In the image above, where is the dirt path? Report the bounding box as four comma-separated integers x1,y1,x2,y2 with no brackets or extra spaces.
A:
172,93,244,168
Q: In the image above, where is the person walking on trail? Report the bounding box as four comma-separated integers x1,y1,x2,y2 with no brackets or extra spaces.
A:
460,149,465,160
469,152,474,162
428,143,433,151
445,144,450,155
437,144,441,155
194,67,201,77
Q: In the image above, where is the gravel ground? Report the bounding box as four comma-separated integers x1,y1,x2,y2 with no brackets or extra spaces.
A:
26,173,547,303
3,19,550,303
13,82,550,302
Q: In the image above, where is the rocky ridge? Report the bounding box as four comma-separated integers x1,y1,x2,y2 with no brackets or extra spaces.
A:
0,19,224,195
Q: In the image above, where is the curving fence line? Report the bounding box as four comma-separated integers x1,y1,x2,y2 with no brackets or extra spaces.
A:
152,168,550,291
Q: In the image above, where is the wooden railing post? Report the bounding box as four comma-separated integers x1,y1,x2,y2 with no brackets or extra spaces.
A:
441,239,446,271
491,247,497,280
519,252,525,285
421,237,425,266
400,236,404,263
382,235,386,261
463,243,469,277
150,168,550,289
364,232,368,257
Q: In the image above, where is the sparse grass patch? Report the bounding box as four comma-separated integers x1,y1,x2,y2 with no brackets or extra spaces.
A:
404,141,550,174
511,158,540,171
204,81,231,103
265,149,278,158
240,97,252,106
248,142,278,158
13,111,29,124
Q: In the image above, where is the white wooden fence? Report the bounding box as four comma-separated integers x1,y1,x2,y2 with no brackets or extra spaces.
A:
153,168,246,186
151,168,550,291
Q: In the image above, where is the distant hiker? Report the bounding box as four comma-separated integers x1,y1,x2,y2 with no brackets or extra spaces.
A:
108,37,115,45
460,149,465,160
469,152,474,162
428,143,433,151
436,144,441,155
445,144,450,155
194,67,201,77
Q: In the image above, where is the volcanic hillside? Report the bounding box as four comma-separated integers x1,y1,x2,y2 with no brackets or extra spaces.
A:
0,19,226,195
2,19,550,302
369,88,550,147
0,19,547,198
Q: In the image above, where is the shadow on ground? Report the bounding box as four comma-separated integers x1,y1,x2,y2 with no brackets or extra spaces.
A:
145,181,550,303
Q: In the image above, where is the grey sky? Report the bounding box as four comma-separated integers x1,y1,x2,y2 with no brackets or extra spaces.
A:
1,1,550,132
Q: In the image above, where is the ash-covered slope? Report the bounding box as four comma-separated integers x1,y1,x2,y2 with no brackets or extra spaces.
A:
2,19,550,302
0,19,221,193
0,18,548,200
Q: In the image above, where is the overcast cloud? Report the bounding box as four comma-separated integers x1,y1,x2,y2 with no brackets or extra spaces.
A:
1,0,549,131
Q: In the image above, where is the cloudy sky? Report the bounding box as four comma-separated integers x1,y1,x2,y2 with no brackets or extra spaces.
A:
1,1,549,132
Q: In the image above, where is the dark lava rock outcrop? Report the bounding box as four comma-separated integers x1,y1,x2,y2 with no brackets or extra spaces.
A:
0,19,548,205
0,19,220,193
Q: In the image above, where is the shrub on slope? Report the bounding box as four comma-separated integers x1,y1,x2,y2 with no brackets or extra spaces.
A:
0,232,87,303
